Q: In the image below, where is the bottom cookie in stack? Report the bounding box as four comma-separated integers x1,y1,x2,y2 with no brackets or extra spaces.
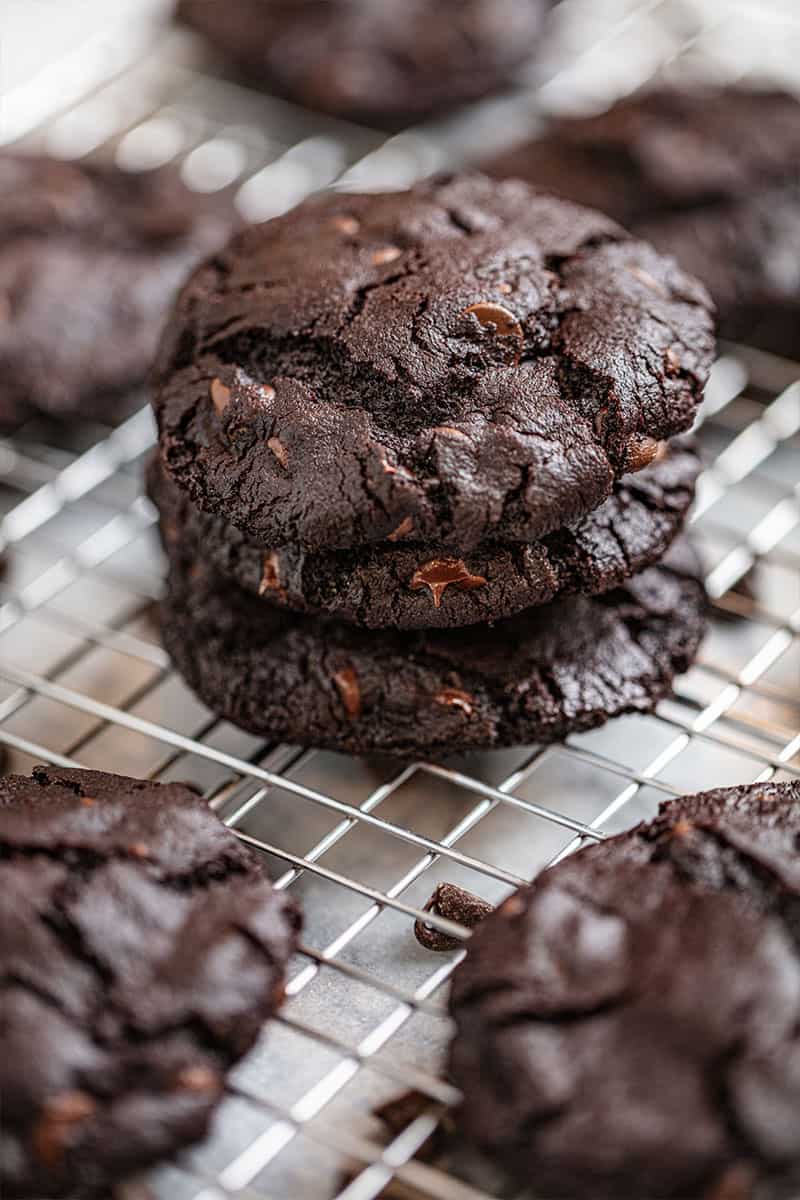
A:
158,538,706,758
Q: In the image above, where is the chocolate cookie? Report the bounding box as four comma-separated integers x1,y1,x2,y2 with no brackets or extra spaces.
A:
152,174,714,554
1,765,301,1199
0,154,235,427
449,779,800,1200
484,87,800,357
159,538,706,757
176,0,550,127
148,438,701,630
637,190,800,360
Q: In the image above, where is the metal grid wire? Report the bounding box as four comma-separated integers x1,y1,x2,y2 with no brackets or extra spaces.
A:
1,2,799,1197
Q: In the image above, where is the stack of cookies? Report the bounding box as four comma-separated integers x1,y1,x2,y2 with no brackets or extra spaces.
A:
149,173,715,758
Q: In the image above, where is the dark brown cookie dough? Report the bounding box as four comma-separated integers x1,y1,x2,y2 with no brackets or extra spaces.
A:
1,765,301,1199
152,174,714,554
449,779,800,1200
176,0,551,127
159,538,707,757
484,87,800,357
0,154,236,427
148,438,701,629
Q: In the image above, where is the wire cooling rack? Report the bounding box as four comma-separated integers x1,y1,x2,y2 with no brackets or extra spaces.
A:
1,2,799,1198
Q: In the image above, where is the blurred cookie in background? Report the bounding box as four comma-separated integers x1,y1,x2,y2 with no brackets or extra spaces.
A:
485,87,800,358
0,154,236,428
176,0,552,127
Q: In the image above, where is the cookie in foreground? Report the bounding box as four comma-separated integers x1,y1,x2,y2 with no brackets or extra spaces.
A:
449,779,800,1200
0,766,301,1199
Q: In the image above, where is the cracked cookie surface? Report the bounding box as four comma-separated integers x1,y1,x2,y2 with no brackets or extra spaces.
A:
449,779,800,1200
148,438,701,630
484,87,800,358
0,154,235,426
176,0,551,127
159,538,706,756
0,766,301,1199
152,174,715,553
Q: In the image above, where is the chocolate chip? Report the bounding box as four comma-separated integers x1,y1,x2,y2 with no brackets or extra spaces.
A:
624,435,660,473
627,265,668,298
433,688,474,716
664,346,683,377
387,516,414,542
210,377,231,416
259,552,284,596
175,1065,221,1093
432,425,470,440
333,666,362,720
414,882,494,952
267,436,288,468
463,301,524,365
330,215,360,235
372,245,402,265
498,893,526,918
33,1091,96,1167
409,558,487,608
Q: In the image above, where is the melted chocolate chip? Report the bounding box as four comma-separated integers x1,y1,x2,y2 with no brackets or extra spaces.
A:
175,1065,221,1094
330,215,360,235
624,435,661,473
626,265,669,297
33,1091,96,1167
267,436,288,468
463,301,524,365
433,688,474,716
387,516,414,542
210,377,231,416
259,552,284,596
664,347,682,377
333,666,362,720
409,558,487,608
432,425,470,440
372,245,402,265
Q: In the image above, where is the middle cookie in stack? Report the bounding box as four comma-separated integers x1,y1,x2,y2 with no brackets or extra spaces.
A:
150,173,714,757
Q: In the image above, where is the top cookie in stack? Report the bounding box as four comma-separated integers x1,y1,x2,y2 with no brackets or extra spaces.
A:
150,174,714,756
